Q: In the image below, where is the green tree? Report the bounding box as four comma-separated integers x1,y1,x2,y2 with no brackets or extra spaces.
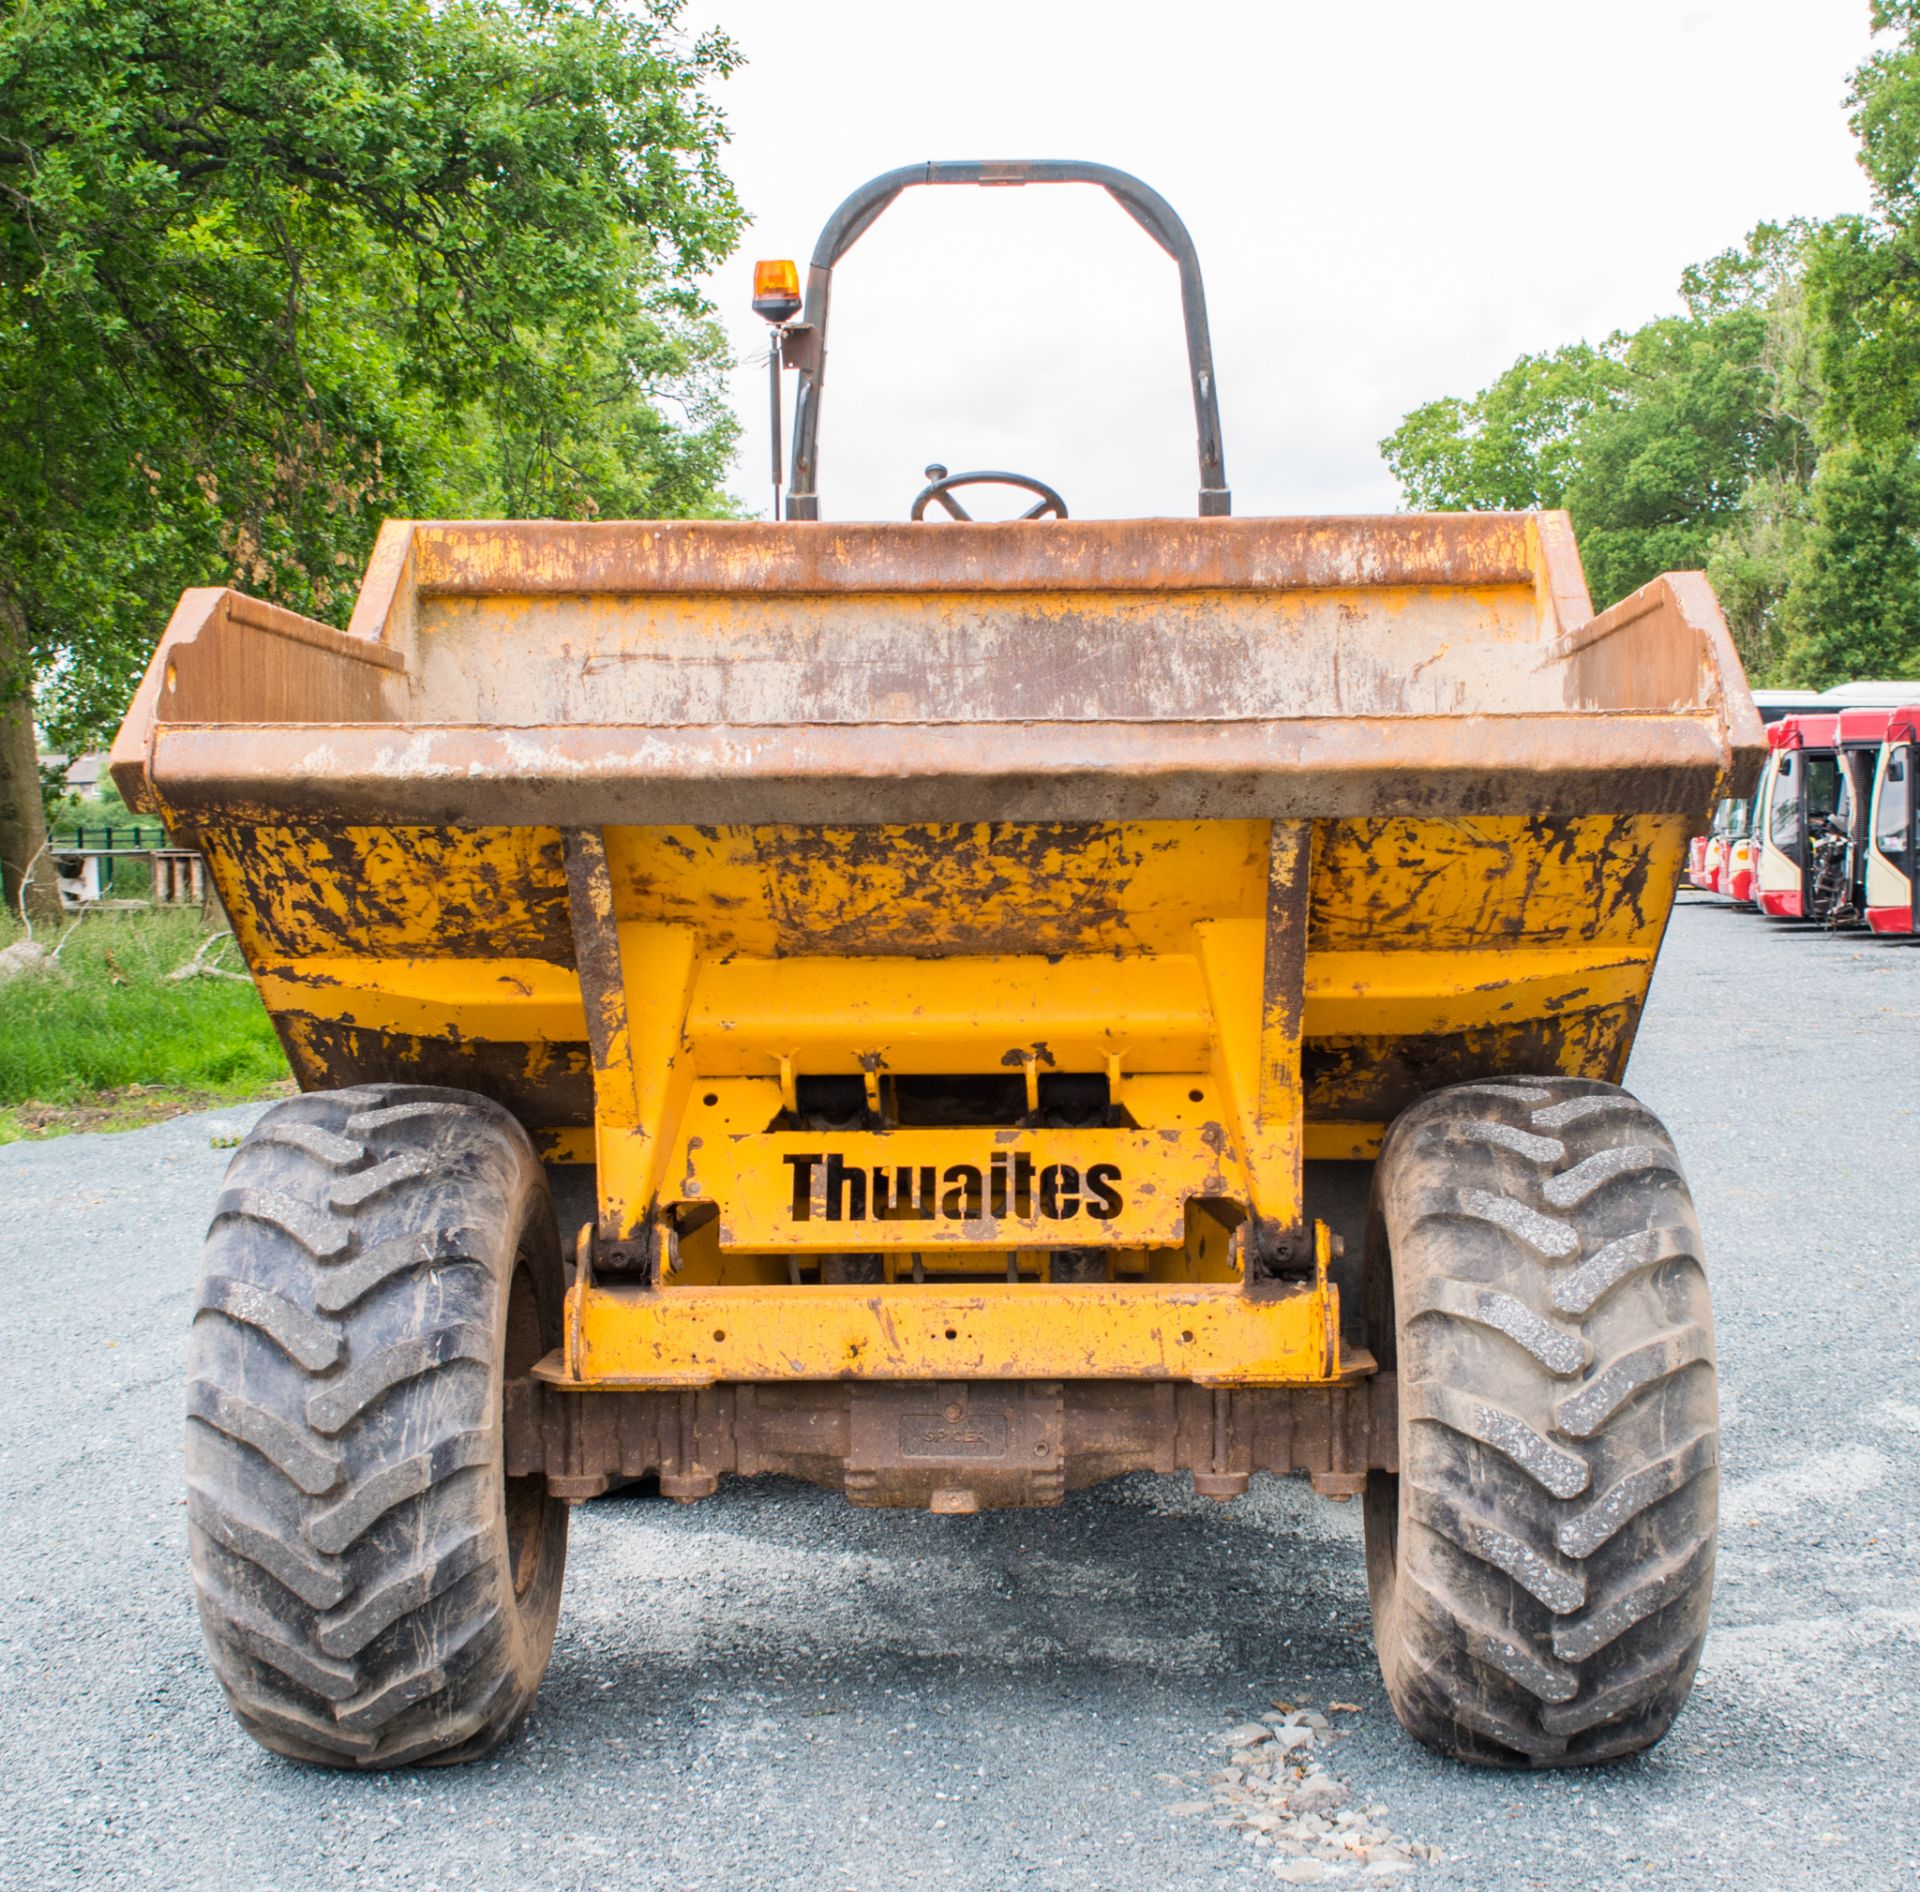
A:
1565,305,1811,612
1846,0,1920,220
0,0,744,916
1769,4,1920,683
1782,440,1920,681
1379,222,1816,678
1382,4,1920,693
1380,344,1622,513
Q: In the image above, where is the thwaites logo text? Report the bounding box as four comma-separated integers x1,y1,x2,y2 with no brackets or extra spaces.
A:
784,1152,1123,1224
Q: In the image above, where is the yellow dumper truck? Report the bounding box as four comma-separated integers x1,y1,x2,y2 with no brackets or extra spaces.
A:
114,163,1761,1771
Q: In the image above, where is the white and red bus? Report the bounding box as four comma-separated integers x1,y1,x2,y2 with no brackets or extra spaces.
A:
1688,797,1748,895
1863,703,1920,935
1696,688,1917,912
1687,827,1717,891
1753,707,1911,923
1714,798,1756,904
1691,692,1828,904
1752,713,1846,920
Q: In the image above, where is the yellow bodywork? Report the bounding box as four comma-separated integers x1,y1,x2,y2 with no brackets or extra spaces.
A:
201,807,1687,1390
113,514,1759,1399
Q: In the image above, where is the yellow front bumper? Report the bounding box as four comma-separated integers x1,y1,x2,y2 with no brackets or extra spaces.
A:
549,1229,1350,1389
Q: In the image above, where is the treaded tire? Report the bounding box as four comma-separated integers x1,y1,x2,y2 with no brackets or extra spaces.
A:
1362,1076,1717,1768
186,1084,568,1767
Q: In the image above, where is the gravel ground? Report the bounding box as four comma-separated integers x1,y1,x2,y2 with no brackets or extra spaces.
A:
2,900,1917,1892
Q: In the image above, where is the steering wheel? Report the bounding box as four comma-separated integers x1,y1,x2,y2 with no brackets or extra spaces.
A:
910,464,1068,520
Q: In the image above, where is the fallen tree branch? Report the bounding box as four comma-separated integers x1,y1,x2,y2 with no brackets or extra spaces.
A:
169,928,250,982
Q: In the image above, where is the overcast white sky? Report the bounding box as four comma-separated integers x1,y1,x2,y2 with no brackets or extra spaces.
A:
685,0,1879,522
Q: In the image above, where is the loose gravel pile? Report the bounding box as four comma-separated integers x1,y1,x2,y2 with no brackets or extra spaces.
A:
1162,1704,1442,1880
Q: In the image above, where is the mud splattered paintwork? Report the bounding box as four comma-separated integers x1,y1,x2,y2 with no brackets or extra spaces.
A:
116,513,1761,1388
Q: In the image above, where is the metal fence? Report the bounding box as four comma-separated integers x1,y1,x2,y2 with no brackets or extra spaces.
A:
54,824,168,853
48,828,205,909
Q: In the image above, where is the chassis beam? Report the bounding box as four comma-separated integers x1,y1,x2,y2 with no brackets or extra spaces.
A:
508,1371,1397,1510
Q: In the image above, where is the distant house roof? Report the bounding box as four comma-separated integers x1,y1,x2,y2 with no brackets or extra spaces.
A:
63,751,109,791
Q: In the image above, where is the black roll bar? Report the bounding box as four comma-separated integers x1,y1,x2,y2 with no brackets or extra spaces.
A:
783,160,1230,520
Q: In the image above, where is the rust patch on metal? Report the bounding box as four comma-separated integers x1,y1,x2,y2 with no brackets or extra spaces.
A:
1261,823,1314,1058
277,1013,593,1122
200,823,574,963
1311,815,1686,950
561,830,629,1083
755,822,1144,957
508,1371,1396,1508
142,719,1731,830
406,513,1547,596
1303,1004,1640,1122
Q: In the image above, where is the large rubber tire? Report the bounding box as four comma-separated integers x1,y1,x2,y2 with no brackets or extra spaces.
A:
1363,1077,1717,1767
186,1084,568,1767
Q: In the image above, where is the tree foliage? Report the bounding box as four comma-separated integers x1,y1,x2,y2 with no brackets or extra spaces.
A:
1380,345,1622,516
0,0,745,752
1381,7,1920,690
1381,227,1816,673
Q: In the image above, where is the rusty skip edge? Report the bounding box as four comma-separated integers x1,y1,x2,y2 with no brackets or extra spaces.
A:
129,717,1742,830
366,512,1574,605
110,519,1764,824
504,1374,1399,1508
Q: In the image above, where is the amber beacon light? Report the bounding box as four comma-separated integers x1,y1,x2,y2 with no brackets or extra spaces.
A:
752,258,802,324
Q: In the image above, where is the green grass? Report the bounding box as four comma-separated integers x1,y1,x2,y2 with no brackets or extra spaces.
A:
0,910,290,1139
